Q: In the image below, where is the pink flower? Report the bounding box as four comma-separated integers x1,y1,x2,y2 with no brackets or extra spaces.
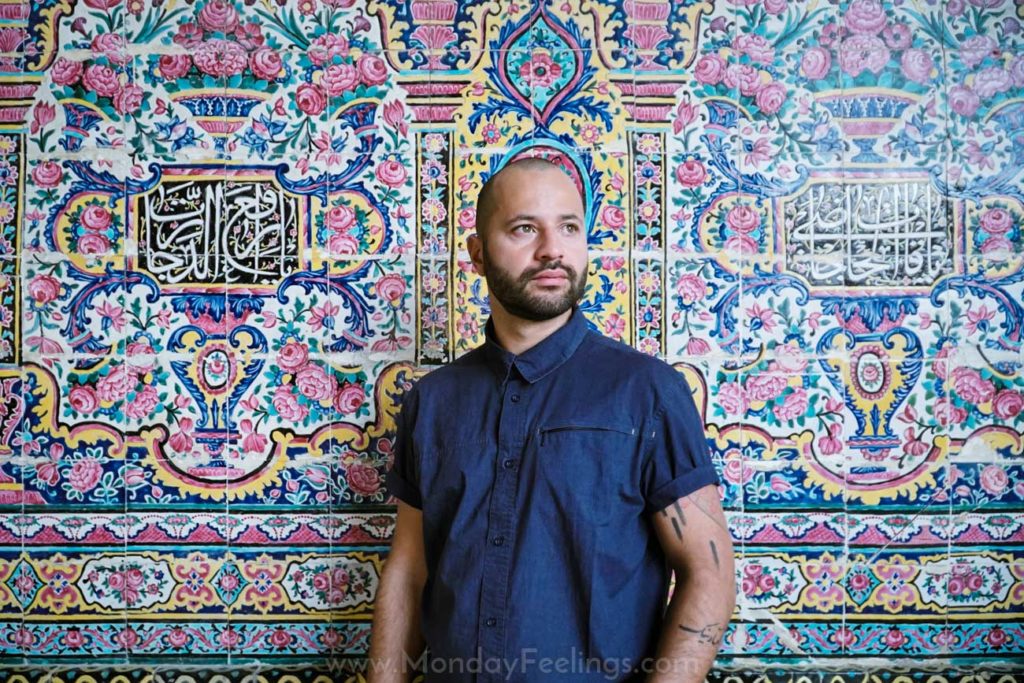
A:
900,49,934,84
820,22,846,47
519,52,561,87
960,35,997,70
96,366,136,403
934,397,967,426
902,427,929,457
234,22,264,50
817,423,843,455
358,53,388,86
198,0,240,34
272,385,308,422
249,47,283,82
458,208,476,230
124,384,159,419
732,34,775,65
727,205,761,234
763,0,787,12
882,23,912,50
693,53,726,85
168,418,195,452
158,54,192,80
28,274,61,304
328,233,359,254
721,450,752,484
277,341,309,372
723,63,762,96
801,47,831,79
755,81,786,114
773,388,808,421
334,382,365,415
382,100,408,136
601,205,626,230
949,85,980,118
376,273,406,306
325,205,355,233
81,205,113,231
308,34,349,67
68,385,99,413
91,33,128,64
82,64,120,98
746,303,776,332
980,236,1013,254
113,84,144,115
746,374,788,402
965,305,994,334
376,159,408,188
773,342,807,373
992,390,1024,420
686,338,711,355
193,39,248,77
838,35,890,78
295,364,337,402
69,458,103,493
986,627,1008,648
346,461,381,496
672,99,697,134
980,208,1013,234
979,464,1009,496
173,22,203,49
973,67,1012,98
126,340,156,373
769,474,792,493
844,0,887,35
883,627,907,649
51,58,83,86
603,313,625,338
320,62,358,96
675,273,706,305
239,419,268,454
718,382,749,415
295,83,327,116
32,161,63,188
951,367,995,404
675,159,706,188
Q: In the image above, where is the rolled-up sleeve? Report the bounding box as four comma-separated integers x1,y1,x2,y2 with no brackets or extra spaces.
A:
385,385,422,508
641,371,719,514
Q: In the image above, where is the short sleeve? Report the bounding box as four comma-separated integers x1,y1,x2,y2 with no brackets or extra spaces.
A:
640,370,719,514
385,385,422,509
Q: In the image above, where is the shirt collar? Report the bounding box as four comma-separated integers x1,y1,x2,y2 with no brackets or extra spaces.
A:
482,307,589,384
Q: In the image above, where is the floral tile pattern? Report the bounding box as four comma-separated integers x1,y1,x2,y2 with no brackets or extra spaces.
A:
0,0,1021,679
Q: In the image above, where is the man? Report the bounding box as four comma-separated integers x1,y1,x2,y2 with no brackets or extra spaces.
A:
369,158,735,682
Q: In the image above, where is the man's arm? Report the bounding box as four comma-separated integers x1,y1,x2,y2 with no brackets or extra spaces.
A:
368,500,427,683
648,484,736,683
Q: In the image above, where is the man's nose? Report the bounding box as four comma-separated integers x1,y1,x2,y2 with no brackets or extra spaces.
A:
535,228,565,262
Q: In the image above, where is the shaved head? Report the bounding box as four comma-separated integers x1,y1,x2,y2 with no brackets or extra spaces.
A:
475,158,583,240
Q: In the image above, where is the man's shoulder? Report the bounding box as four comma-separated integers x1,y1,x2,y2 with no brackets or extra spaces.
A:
408,345,490,396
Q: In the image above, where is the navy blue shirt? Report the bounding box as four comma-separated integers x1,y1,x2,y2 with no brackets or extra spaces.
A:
386,308,718,682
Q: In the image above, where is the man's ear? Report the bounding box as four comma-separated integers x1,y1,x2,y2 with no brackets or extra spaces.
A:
467,233,486,277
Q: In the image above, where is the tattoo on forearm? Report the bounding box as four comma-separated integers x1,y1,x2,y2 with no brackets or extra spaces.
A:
678,622,725,646
710,540,720,569
673,500,687,527
661,508,684,541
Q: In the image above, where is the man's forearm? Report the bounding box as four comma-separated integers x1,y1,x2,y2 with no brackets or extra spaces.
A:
647,567,736,683
367,564,425,683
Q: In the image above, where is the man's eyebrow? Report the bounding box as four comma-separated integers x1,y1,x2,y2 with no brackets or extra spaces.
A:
503,213,583,224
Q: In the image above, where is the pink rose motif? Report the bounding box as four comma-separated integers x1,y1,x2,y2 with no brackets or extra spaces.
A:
980,236,1012,254
376,159,408,188
951,367,995,405
960,35,997,70
320,63,358,96
882,23,912,50
167,628,190,649
68,458,103,493
32,161,64,188
114,83,144,115
934,397,967,426
295,364,337,402
78,233,111,254
158,54,192,80
334,382,365,415
801,47,831,80
328,233,359,254
28,274,61,304
725,233,759,255
601,205,626,230
91,33,129,64
694,53,726,85
883,627,907,649
376,273,406,306
763,0,787,13
675,273,706,305
773,388,808,422
900,49,934,84
124,384,159,419
986,627,1009,648
325,205,356,234
519,52,561,88
979,464,1009,496
732,34,775,65
687,338,711,356
277,341,309,372
973,67,1012,99
126,340,156,373
726,205,761,234
82,63,120,98
234,22,264,50
1011,56,1024,88
819,22,846,48
844,0,887,35
198,0,240,34
745,374,788,401
838,35,890,78
358,53,388,86
249,47,283,82
173,22,203,49
272,385,309,422
96,366,136,403
194,39,248,78
295,83,327,116
754,81,786,114
817,423,843,455
675,159,706,188
773,342,807,373
68,385,99,413
51,58,83,86
81,205,113,231
458,208,476,230
723,63,762,96
980,208,1013,235
718,382,749,416
63,629,85,650
992,389,1024,419
721,451,752,485
269,629,292,649
949,85,980,118
346,461,381,496
308,34,349,67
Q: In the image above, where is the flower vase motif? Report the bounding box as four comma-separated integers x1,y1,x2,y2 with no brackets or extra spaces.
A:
408,0,459,69
815,90,921,163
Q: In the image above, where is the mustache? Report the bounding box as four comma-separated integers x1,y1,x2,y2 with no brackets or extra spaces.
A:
521,261,576,281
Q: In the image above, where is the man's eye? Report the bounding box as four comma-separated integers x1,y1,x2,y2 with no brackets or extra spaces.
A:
513,225,535,233
564,224,580,233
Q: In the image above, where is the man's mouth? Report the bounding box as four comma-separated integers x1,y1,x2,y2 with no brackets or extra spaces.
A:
530,270,569,285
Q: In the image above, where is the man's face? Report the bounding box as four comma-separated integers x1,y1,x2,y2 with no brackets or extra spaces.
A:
471,167,589,322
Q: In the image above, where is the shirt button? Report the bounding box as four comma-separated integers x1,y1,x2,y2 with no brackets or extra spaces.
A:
485,617,497,627
492,536,505,546
510,394,520,403
502,459,516,470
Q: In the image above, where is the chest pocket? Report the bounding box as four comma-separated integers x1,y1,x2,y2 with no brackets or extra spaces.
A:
534,422,639,526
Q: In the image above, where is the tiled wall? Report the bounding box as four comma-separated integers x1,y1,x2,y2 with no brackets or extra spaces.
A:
0,0,1021,679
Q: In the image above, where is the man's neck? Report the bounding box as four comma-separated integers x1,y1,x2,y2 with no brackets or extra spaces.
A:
488,304,573,356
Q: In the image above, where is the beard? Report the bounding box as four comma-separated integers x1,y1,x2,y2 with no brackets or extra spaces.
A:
482,251,587,322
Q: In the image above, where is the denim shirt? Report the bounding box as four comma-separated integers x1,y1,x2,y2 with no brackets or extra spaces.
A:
386,308,719,682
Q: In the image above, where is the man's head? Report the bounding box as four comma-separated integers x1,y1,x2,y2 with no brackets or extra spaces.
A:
468,158,589,323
